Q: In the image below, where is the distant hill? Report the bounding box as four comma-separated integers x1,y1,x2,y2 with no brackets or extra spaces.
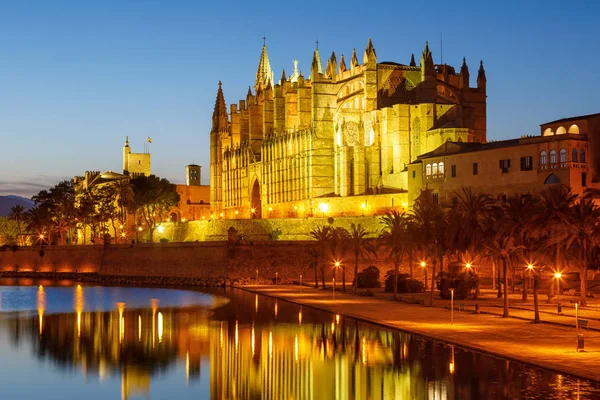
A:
0,195,34,216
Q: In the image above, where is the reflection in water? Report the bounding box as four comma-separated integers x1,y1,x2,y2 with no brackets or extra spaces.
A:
0,286,600,399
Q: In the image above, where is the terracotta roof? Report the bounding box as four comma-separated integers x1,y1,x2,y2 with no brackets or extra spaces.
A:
541,112,600,126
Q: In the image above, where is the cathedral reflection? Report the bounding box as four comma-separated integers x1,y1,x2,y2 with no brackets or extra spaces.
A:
0,286,593,400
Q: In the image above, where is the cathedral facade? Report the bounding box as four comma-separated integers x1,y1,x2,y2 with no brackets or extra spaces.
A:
210,39,487,218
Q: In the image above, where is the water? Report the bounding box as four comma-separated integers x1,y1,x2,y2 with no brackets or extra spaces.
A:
0,282,598,399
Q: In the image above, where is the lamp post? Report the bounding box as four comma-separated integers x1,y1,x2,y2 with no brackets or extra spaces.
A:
420,261,427,290
526,264,534,297
554,272,562,300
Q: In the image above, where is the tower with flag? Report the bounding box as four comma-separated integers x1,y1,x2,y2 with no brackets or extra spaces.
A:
123,136,151,177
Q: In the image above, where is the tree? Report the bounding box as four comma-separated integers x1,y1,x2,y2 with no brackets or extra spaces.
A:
486,233,522,318
534,185,578,277
114,178,134,224
0,217,19,245
8,205,25,245
347,223,377,292
309,225,332,289
25,206,52,244
410,190,446,306
379,211,410,301
330,227,350,291
560,197,600,306
130,175,180,242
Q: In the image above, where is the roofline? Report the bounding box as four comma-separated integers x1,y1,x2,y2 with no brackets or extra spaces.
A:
540,112,600,126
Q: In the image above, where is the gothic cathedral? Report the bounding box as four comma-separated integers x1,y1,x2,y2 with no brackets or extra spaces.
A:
210,39,486,218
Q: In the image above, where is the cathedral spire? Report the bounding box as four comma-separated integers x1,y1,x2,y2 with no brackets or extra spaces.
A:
212,81,228,132
459,57,470,89
281,69,287,84
310,47,323,79
477,60,486,90
363,38,377,63
420,41,435,77
351,48,358,68
339,54,347,73
255,42,274,91
410,53,416,66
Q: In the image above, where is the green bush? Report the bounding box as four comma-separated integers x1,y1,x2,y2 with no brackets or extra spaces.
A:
435,271,479,300
268,228,282,240
354,266,381,288
384,271,425,293
159,237,170,243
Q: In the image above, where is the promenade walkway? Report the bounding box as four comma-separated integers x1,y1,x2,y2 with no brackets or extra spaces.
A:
242,284,600,382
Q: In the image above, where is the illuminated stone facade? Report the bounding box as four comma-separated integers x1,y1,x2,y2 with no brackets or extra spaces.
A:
210,40,487,218
409,114,600,205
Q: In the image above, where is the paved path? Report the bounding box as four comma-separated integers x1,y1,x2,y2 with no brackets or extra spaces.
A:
241,284,600,383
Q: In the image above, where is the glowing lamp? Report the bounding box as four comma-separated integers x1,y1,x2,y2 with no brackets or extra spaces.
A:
318,203,329,213
138,226,143,231
420,261,426,267
527,264,534,270
465,263,472,269
251,208,256,214
554,272,562,279
235,210,239,215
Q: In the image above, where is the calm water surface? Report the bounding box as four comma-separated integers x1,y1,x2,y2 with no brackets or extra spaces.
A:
0,282,598,400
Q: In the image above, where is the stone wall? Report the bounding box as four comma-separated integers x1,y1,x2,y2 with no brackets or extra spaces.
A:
153,215,387,242
0,241,395,284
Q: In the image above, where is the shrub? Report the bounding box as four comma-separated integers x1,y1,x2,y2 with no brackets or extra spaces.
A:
159,237,170,243
268,228,282,240
436,271,479,300
355,266,381,288
384,271,425,293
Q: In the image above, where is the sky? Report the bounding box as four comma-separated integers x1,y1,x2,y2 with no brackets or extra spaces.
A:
1,0,599,198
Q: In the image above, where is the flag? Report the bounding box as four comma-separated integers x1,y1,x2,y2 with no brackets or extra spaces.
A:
147,137,152,143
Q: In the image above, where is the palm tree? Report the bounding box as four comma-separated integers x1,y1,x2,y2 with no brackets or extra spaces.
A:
347,223,377,292
115,178,134,224
559,197,600,306
8,205,25,245
25,206,51,244
331,227,350,290
535,185,578,279
486,233,522,318
310,225,332,289
502,194,540,301
410,190,445,306
379,211,409,301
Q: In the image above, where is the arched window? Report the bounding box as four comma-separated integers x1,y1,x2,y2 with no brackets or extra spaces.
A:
432,163,438,176
572,148,578,162
559,148,567,164
438,162,445,175
543,128,554,136
580,149,586,163
568,124,579,134
550,150,557,165
426,164,432,176
540,151,547,168
556,126,567,135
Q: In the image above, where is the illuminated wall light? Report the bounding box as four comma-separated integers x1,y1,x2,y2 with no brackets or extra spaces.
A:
219,212,224,218
268,207,273,212
318,203,329,213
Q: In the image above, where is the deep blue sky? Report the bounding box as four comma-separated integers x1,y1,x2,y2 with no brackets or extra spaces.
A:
1,0,598,197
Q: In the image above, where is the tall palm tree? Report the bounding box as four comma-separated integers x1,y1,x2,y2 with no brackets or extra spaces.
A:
331,227,350,291
410,190,445,306
486,233,522,318
502,194,540,301
25,206,51,244
447,187,498,270
115,178,134,224
379,211,409,301
347,223,377,292
559,197,600,306
8,205,25,245
310,225,332,289
535,185,578,278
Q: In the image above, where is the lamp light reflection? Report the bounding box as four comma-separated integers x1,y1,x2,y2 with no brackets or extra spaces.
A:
157,312,163,343
251,323,255,356
117,302,125,344
37,285,45,336
295,335,299,362
269,331,273,358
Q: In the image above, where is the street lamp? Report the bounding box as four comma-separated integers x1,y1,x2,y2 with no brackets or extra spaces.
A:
420,261,427,290
333,261,341,293
527,264,534,293
554,272,562,299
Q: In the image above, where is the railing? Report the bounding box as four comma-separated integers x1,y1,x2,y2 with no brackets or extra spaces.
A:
539,161,586,171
